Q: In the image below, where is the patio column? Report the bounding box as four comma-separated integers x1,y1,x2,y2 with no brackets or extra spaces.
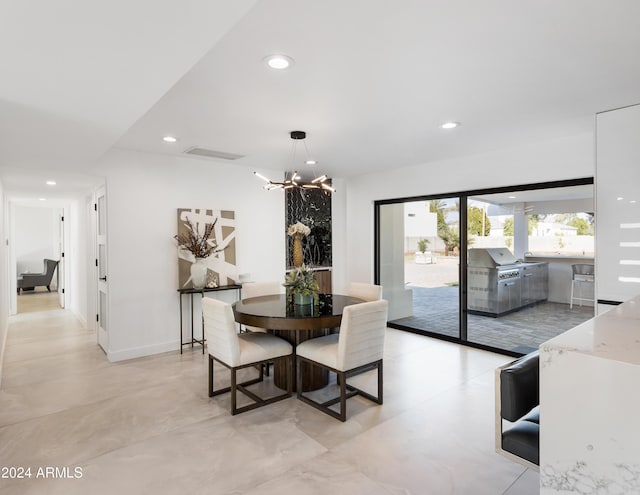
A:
513,204,528,259
379,203,413,320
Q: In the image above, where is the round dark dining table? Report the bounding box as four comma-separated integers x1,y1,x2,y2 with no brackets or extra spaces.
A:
233,293,364,391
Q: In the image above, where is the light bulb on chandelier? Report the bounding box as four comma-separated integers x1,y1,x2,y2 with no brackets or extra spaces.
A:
254,131,335,193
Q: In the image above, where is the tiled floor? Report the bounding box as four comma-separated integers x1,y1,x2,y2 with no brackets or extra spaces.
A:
0,301,539,494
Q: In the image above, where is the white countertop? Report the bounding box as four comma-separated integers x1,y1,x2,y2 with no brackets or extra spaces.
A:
541,295,640,366
525,254,594,261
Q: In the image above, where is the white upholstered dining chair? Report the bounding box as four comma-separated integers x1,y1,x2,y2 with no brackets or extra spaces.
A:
296,299,388,421
203,297,292,415
348,281,383,301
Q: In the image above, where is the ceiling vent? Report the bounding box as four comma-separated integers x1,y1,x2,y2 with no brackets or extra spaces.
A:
183,146,244,160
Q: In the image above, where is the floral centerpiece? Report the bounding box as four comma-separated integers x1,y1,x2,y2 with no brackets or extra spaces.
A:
288,221,311,267
174,217,221,288
283,264,319,305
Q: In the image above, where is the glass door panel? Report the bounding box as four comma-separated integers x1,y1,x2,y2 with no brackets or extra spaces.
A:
467,186,595,353
380,198,460,339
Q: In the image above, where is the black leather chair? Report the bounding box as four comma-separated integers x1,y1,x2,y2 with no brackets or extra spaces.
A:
495,351,539,470
17,259,59,294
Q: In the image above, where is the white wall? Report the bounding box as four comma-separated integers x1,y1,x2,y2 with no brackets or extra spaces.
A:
66,197,90,324
13,206,61,276
596,103,640,304
92,131,594,361
340,132,594,285
98,148,285,361
0,179,8,386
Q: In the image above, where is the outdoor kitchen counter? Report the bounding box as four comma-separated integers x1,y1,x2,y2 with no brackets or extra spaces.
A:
468,248,549,316
524,254,594,262
525,255,594,306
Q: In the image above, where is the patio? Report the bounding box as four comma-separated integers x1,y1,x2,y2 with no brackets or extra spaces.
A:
390,255,594,353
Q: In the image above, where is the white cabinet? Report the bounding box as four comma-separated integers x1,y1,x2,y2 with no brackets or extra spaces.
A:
596,103,640,306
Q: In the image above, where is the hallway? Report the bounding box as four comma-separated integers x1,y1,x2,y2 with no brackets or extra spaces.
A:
16,290,61,314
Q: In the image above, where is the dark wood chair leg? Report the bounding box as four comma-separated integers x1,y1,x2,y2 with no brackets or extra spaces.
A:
378,360,383,403
208,355,214,397
296,357,384,421
231,368,237,415
287,356,292,395
210,355,293,415
339,371,347,422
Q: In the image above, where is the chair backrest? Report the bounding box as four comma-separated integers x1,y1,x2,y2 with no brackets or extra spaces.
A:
242,281,282,299
499,351,539,422
572,264,594,278
337,300,388,371
348,282,383,302
44,259,58,281
202,297,241,366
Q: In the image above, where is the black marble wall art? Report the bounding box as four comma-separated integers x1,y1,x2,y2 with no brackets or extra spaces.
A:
285,187,332,268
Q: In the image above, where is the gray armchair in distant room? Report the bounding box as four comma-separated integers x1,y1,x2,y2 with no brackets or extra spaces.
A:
17,259,59,294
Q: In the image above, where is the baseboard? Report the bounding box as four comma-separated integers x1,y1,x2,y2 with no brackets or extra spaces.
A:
71,309,87,328
107,340,180,362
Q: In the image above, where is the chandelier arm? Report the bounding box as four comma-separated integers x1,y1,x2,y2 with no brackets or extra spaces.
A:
256,130,333,193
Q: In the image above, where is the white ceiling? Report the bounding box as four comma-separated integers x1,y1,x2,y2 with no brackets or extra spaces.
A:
2,0,640,201
471,184,594,206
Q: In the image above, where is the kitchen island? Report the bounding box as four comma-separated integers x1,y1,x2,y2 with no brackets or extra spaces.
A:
540,294,640,493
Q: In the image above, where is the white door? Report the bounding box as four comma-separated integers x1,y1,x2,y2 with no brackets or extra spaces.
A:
96,187,108,352
58,211,65,308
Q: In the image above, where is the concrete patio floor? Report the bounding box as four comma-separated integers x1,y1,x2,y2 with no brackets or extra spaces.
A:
391,256,594,353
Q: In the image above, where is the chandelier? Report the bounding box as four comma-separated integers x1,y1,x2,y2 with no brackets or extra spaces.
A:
254,130,335,192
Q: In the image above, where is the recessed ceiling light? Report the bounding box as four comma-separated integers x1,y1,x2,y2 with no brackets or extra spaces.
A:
264,54,294,70
508,195,517,199
46,180,56,186
305,160,317,166
617,197,624,201
440,122,460,129
631,200,637,204
163,136,178,143
39,198,46,201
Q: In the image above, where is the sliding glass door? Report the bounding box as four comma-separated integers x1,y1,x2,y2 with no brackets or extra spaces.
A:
376,179,595,355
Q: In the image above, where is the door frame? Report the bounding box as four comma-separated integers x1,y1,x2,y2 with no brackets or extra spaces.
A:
374,177,594,357
94,186,108,353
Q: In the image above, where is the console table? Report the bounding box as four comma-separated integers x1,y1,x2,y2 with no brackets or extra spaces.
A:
178,285,242,354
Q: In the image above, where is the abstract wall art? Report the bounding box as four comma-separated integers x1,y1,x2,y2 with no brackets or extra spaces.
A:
176,208,237,288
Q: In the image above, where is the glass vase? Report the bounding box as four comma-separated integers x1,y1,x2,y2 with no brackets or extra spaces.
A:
294,292,313,305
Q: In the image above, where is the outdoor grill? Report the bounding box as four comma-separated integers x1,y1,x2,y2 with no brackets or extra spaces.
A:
467,248,548,317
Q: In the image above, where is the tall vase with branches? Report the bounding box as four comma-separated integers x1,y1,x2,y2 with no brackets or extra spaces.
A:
174,217,221,288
